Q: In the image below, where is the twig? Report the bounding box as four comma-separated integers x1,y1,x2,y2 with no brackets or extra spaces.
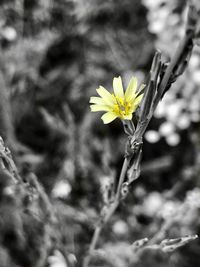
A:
83,156,131,267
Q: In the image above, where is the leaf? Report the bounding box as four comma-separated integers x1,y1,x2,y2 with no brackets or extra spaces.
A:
128,147,142,184
131,237,149,251
160,235,198,253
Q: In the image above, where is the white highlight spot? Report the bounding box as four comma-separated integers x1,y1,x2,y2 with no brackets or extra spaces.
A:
145,130,160,143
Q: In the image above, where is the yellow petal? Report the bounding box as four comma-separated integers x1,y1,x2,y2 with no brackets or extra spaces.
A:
96,86,115,105
130,93,144,112
90,96,107,105
113,76,124,98
101,112,117,124
90,104,111,112
135,93,144,106
136,83,146,95
125,76,137,100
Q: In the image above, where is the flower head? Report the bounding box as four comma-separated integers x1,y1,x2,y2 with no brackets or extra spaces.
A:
90,76,144,124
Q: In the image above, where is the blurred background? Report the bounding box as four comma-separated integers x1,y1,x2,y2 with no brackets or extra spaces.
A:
0,0,200,266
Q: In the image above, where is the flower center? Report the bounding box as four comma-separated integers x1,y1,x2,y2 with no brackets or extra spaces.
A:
113,96,132,118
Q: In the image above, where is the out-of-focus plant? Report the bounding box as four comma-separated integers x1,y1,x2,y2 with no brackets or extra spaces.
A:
143,0,200,146
84,2,200,266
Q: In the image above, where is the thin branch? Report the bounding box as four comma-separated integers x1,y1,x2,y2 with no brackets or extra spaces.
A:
83,156,131,267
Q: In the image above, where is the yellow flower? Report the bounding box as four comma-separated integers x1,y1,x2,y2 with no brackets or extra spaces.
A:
90,76,144,124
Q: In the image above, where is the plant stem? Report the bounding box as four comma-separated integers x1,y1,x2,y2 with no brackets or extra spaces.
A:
83,156,131,267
